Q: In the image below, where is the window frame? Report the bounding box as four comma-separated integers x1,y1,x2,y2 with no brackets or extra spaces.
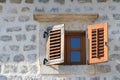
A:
64,31,86,65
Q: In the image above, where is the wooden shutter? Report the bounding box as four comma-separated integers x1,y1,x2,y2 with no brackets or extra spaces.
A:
88,23,108,64
46,24,64,65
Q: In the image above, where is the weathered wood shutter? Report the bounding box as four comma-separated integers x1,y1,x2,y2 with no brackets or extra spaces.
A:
88,23,108,64
46,24,64,65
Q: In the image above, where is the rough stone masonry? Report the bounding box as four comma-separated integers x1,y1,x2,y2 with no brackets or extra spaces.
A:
0,0,120,80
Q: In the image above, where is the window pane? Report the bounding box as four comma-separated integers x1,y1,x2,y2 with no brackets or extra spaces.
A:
70,38,80,48
70,51,81,62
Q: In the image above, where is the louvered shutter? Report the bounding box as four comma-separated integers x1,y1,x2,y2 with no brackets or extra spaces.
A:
46,24,64,65
88,23,108,64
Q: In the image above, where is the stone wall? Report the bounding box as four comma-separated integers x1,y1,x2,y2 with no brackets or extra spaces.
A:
0,0,120,80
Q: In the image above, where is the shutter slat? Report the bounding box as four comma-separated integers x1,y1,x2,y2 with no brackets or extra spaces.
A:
88,23,108,64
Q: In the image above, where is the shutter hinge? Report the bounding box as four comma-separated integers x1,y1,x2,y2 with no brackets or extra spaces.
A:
43,58,48,65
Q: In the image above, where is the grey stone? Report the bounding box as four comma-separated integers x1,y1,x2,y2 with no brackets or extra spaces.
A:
9,45,19,51
84,6,93,11
6,27,22,32
20,65,28,74
24,76,41,80
10,0,22,3
9,8,18,14
0,35,12,41
0,54,10,63
25,0,33,3
23,45,36,51
14,54,24,62
111,30,120,35
97,0,107,2
78,0,92,3
0,65,1,73
114,46,120,51
90,77,100,80
96,65,111,73
30,65,38,74
50,8,59,13
0,76,7,80
30,34,36,42
3,16,15,22
109,5,116,11
26,25,36,31
0,5,2,12
39,0,49,3
116,64,120,73
54,0,65,4
113,14,120,20
0,0,6,3
8,76,22,80
15,34,26,41
110,54,120,61
100,15,109,21
18,15,30,22
21,7,30,12
27,54,37,63
4,64,17,73
112,76,120,80
35,7,45,13
113,0,120,2
65,8,71,13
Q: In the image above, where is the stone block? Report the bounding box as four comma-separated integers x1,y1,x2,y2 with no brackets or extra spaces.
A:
54,0,65,4
26,24,36,31
13,54,24,62
78,0,92,3
100,14,109,21
8,8,18,14
0,35,12,41
30,65,38,74
50,8,59,13
10,0,21,3
38,0,49,3
25,0,33,3
113,14,120,20
0,5,2,12
0,54,10,63
27,54,36,63
21,7,30,12
15,34,26,41
90,77,100,80
30,34,36,42
96,65,111,73
97,0,107,2
35,7,45,13
9,45,19,51
0,0,6,3
23,45,36,51
3,16,15,22
110,54,120,61
8,76,22,80
112,76,120,80
116,64,120,73
4,64,18,73
111,30,120,35
6,27,22,32
114,46,120,51
18,15,30,22
113,0,120,2
0,76,7,80
24,76,41,80
19,65,28,74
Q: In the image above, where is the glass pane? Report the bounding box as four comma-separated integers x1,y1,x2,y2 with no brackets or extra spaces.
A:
70,37,80,48
70,51,81,62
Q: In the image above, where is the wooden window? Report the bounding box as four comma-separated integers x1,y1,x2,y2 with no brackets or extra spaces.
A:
45,23,108,65
88,23,108,64
65,31,86,65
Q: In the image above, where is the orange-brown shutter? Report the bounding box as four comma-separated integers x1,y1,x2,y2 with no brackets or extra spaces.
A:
88,23,108,64
46,24,64,65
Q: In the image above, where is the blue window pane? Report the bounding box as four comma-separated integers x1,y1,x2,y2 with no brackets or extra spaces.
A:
70,38,80,48
70,51,81,62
